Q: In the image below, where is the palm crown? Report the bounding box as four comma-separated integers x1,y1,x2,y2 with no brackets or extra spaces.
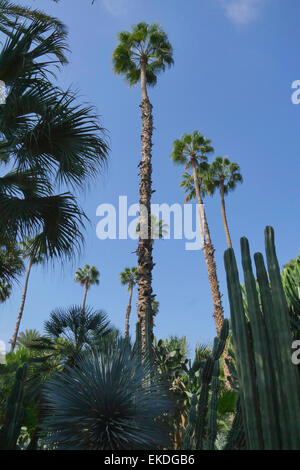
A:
171,131,214,168
180,163,214,203
75,264,100,290
210,157,243,194
120,267,138,291
112,22,174,87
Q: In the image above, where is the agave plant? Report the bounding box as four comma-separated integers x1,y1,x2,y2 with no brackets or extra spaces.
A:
41,342,173,450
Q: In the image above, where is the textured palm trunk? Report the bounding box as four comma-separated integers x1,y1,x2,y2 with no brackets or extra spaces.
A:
10,255,34,352
125,284,133,338
191,161,231,388
191,158,224,336
220,179,232,248
81,284,89,319
137,61,154,355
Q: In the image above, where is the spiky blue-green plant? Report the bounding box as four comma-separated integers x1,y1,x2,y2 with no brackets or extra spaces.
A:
41,342,173,450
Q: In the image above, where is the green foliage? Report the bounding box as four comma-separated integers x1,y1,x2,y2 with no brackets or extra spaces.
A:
0,15,108,259
182,319,230,450
170,131,214,168
0,363,28,450
27,305,112,367
75,265,100,289
210,156,243,194
120,266,138,290
112,22,173,88
224,226,300,449
41,342,173,449
0,278,11,302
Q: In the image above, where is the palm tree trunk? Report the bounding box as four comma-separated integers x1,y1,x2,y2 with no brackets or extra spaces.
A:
191,159,224,336
81,284,88,318
125,284,133,338
220,180,232,248
137,62,154,355
10,255,34,352
191,161,231,388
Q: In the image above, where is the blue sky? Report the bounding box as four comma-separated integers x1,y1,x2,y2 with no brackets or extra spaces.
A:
1,0,299,355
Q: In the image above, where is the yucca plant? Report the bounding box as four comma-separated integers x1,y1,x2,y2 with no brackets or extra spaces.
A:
41,342,173,450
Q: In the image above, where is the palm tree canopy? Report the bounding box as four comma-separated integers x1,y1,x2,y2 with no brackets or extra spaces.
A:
170,131,214,168
0,0,66,36
0,242,24,283
180,163,214,202
44,305,111,345
0,18,109,261
19,236,46,265
75,264,100,289
0,278,11,302
112,22,174,87
210,156,243,195
120,266,138,290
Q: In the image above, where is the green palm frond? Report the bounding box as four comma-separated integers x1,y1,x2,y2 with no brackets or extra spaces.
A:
0,0,66,35
0,278,11,302
120,266,138,290
13,88,108,188
0,192,85,261
75,265,100,288
171,131,214,168
210,156,243,195
0,20,68,85
112,22,174,88
0,242,24,283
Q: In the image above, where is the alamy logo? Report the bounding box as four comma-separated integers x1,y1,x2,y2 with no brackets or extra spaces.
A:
96,196,205,251
0,80,6,104
292,340,300,365
0,341,6,365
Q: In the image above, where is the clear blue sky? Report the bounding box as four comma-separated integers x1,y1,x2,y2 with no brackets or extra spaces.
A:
1,0,299,354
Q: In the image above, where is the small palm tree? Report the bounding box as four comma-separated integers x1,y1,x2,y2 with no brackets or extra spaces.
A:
25,306,112,368
10,236,45,352
171,131,224,336
113,22,174,353
210,157,243,248
75,265,100,316
41,342,172,450
120,267,138,338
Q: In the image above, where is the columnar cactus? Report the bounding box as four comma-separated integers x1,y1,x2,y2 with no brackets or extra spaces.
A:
224,226,300,449
182,319,229,450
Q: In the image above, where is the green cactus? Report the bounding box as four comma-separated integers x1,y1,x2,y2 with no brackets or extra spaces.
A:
224,226,300,450
0,363,28,450
182,319,229,450
207,360,219,450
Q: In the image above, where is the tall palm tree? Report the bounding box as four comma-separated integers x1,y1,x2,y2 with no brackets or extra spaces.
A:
10,236,45,352
113,22,174,353
75,265,100,316
120,266,138,338
171,131,224,336
210,157,243,248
